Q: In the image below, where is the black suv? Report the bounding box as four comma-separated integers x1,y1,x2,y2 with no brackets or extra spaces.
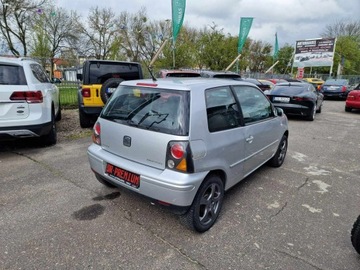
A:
77,60,143,128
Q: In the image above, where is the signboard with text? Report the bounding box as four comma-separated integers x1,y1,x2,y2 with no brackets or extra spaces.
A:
293,38,336,68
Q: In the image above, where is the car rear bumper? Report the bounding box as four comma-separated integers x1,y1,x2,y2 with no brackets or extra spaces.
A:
346,100,360,109
273,103,312,116
87,144,208,208
322,91,348,98
0,121,52,140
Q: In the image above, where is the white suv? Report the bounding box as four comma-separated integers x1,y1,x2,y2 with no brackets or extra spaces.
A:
0,57,61,145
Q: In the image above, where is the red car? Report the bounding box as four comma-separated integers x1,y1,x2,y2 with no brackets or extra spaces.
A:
345,84,360,112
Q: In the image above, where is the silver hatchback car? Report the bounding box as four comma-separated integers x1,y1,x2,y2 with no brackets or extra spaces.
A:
87,78,289,232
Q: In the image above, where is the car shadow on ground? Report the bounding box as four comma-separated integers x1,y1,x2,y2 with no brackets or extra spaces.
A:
0,138,50,152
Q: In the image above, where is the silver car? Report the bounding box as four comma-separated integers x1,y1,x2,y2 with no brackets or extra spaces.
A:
87,78,289,232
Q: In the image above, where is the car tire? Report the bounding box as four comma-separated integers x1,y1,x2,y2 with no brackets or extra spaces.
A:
95,174,117,188
351,215,360,254
79,108,93,128
55,103,62,121
42,110,57,146
345,106,352,112
316,104,322,113
180,174,224,233
268,134,287,167
100,78,124,104
306,105,316,121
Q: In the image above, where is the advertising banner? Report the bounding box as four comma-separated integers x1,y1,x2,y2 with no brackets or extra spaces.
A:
293,38,336,67
172,0,186,43
238,17,253,53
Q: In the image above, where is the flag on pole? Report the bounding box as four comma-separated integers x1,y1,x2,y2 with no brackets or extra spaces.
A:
238,17,253,53
273,32,279,60
171,0,186,43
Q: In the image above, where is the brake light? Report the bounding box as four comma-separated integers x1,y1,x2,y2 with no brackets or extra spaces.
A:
341,86,347,92
293,96,311,101
10,91,43,103
82,88,91,97
166,141,194,173
92,122,101,145
171,144,184,159
136,83,158,87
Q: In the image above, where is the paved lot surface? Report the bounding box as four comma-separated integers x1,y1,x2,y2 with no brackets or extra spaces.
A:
1,100,360,270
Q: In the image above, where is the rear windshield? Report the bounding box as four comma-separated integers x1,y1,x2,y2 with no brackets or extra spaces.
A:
324,79,347,85
213,74,241,80
0,64,27,85
166,72,200,78
271,85,307,95
101,85,189,135
88,62,142,84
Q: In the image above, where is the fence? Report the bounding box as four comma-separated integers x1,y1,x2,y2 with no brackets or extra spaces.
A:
57,81,79,109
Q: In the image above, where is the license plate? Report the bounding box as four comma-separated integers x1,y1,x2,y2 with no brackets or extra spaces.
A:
273,97,290,102
105,163,140,188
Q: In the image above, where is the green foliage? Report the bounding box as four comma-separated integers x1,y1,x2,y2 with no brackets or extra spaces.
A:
273,44,294,74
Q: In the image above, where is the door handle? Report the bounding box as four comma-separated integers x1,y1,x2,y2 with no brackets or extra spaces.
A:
246,136,254,143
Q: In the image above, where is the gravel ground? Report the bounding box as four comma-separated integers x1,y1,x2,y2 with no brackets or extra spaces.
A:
57,109,93,143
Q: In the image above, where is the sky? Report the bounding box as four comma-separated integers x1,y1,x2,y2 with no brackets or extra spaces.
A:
56,0,360,47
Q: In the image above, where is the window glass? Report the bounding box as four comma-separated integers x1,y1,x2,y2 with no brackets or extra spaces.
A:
30,64,50,83
89,62,141,84
101,85,189,136
205,86,241,132
233,85,273,124
0,65,26,85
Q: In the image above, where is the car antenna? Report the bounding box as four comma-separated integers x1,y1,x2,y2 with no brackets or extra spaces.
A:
147,64,157,82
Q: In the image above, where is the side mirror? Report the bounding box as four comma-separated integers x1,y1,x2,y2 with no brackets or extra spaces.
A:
276,107,284,116
77,74,83,81
51,78,61,84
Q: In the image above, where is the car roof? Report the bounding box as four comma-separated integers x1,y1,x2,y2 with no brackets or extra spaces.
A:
275,82,308,87
200,70,241,76
0,57,36,65
121,78,255,91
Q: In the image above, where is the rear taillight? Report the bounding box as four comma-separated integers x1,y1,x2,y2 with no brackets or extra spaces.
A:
293,96,311,101
10,91,43,103
341,86,347,92
92,122,101,145
82,88,91,97
166,141,194,173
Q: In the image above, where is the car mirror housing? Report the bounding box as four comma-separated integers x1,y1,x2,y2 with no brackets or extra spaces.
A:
276,107,284,116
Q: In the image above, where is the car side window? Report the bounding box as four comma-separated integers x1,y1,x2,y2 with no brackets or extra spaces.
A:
205,86,241,132
30,64,50,83
233,85,273,124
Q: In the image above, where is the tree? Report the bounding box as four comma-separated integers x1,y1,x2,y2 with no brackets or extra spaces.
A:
273,44,294,74
197,23,238,70
80,6,118,60
321,19,360,43
31,6,80,77
117,7,148,62
247,40,272,73
0,0,48,56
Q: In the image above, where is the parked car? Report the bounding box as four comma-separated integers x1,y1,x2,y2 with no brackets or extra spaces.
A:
351,215,360,254
157,69,201,78
87,78,289,232
302,78,324,91
77,60,144,128
242,78,272,91
320,79,350,99
259,79,275,89
265,82,323,121
0,57,61,145
200,70,241,80
345,83,360,112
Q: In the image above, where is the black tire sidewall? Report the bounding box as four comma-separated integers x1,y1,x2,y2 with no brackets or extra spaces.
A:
190,175,224,232
100,78,124,104
351,215,360,254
